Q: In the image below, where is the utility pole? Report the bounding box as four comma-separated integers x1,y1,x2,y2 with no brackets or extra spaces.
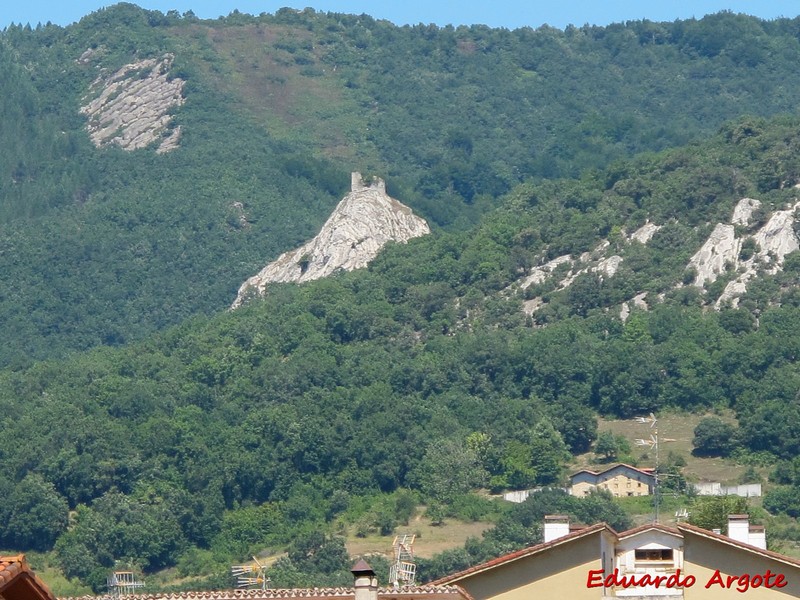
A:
635,412,660,523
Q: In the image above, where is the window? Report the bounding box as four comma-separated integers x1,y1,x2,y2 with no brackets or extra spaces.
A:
635,549,673,562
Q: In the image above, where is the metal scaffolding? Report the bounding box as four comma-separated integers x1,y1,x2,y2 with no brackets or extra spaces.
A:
107,571,144,598
231,557,271,590
389,534,416,588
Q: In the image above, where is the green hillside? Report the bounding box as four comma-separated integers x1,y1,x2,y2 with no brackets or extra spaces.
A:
4,114,800,590
4,6,800,363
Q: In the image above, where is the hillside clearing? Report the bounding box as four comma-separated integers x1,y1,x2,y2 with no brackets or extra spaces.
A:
573,411,756,486
345,514,492,559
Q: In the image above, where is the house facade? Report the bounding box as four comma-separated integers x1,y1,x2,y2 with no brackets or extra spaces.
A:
570,464,656,497
433,515,800,600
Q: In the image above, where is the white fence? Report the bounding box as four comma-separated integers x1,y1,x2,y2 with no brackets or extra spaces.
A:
692,482,761,497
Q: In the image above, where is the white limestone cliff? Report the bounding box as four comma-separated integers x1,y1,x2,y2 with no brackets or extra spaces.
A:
629,222,661,244
232,173,430,308
518,195,800,319
732,198,761,226
620,292,649,322
80,54,185,153
752,206,800,264
714,201,800,307
519,255,572,289
688,223,739,287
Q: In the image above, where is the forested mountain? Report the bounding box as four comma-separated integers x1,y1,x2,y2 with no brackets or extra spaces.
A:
6,2,800,594
5,4,800,363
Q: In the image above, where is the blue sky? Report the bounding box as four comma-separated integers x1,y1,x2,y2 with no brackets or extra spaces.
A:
2,0,799,30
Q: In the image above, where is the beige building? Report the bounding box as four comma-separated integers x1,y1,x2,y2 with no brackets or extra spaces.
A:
570,464,655,497
433,515,800,600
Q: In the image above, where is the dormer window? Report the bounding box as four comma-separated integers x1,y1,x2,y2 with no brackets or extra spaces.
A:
635,549,674,567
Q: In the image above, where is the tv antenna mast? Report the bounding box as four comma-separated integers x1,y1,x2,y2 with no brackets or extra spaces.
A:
389,534,416,588
231,557,271,591
634,412,661,523
107,571,144,598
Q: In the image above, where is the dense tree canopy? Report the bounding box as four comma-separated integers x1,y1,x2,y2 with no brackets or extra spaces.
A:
3,7,800,365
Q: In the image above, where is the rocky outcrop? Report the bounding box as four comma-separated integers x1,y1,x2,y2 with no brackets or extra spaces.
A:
732,198,761,226
518,242,624,316
232,173,430,308
752,207,800,263
713,201,800,307
688,223,739,287
680,197,800,307
629,222,661,244
519,255,572,289
620,292,649,322
517,195,800,318
80,54,185,153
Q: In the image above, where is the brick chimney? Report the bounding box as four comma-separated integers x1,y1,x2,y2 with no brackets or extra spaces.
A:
352,559,378,600
544,515,570,543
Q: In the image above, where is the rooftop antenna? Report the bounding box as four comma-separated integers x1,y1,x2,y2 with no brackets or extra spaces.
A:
389,534,416,588
231,556,271,591
107,571,144,598
634,412,661,523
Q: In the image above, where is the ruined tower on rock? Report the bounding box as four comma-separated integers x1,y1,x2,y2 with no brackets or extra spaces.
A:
232,172,430,308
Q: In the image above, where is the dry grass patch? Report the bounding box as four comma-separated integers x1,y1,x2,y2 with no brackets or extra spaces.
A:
345,511,491,559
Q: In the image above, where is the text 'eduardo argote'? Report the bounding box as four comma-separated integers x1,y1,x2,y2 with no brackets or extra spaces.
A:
586,568,787,593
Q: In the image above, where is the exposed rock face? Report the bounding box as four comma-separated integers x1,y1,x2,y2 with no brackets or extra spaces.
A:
518,242,624,316
689,223,739,287
519,255,572,289
518,195,800,319
680,197,800,307
80,54,185,153
732,198,761,226
714,201,800,307
620,292,649,322
752,207,799,263
596,255,623,277
629,222,661,244
232,173,430,308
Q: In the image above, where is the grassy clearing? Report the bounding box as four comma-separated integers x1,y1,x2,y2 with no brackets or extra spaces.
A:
174,23,373,164
572,410,760,485
345,509,492,559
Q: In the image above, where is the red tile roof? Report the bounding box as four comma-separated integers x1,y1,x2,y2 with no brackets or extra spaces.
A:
59,585,473,600
615,522,680,540
676,522,800,570
431,523,608,585
0,555,27,590
0,555,58,600
571,463,655,478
